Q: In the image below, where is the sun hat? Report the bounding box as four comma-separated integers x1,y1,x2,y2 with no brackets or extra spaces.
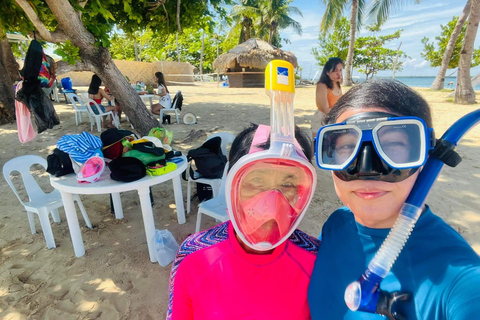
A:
183,112,197,125
76,156,105,183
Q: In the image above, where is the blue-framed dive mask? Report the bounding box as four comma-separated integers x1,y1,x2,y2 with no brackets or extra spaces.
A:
315,112,436,182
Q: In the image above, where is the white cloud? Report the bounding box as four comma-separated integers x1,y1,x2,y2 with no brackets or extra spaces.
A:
382,7,464,30
415,60,429,68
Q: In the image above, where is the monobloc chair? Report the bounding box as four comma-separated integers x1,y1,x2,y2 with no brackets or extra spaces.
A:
195,163,230,233
59,77,77,103
159,90,182,124
3,155,92,249
66,92,93,127
83,97,119,132
186,132,235,213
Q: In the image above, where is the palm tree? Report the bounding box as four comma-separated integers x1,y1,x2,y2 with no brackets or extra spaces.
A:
431,0,471,90
455,0,480,104
321,0,421,86
229,1,261,44
257,0,303,46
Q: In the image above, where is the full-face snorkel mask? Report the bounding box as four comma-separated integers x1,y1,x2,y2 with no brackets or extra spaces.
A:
225,60,317,252
315,112,436,182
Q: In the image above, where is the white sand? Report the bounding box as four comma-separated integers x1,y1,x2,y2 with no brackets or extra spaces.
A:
1,83,479,319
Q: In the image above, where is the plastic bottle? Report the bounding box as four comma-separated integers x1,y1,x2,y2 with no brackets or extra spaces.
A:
141,81,146,92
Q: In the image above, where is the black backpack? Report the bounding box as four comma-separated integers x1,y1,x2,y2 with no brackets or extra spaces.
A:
172,91,183,111
184,136,227,180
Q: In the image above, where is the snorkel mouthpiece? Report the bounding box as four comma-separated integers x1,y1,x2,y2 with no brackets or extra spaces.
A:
345,109,480,319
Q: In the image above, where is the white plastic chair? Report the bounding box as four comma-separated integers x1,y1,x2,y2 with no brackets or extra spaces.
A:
159,90,182,124
83,97,119,132
195,163,230,233
3,155,92,249
66,92,93,127
186,132,235,213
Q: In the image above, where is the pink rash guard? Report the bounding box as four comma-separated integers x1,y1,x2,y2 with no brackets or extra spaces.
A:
167,222,320,320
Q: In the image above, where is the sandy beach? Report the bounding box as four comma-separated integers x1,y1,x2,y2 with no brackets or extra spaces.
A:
1,82,479,319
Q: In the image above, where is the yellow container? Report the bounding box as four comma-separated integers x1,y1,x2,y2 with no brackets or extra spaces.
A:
265,60,295,93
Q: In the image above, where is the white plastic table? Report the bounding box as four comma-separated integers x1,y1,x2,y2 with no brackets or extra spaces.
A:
50,155,187,263
140,94,156,107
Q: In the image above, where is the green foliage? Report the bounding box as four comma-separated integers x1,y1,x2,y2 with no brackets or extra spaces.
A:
53,40,81,64
108,24,236,74
312,18,406,78
421,16,480,68
354,28,406,79
311,16,349,66
228,0,302,46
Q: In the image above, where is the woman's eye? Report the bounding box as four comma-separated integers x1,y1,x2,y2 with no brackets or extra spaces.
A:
336,144,356,153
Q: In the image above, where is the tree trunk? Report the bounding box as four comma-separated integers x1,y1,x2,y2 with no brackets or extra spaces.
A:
344,0,358,86
431,0,471,90
200,29,205,81
42,0,159,135
176,0,182,33
455,0,480,104
392,42,402,80
0,36,16,124
176,32,180,62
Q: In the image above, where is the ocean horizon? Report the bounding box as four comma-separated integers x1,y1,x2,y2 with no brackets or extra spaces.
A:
362,76,480,90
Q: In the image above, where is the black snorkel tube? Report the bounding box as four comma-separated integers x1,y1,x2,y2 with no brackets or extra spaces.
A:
344,109,480,320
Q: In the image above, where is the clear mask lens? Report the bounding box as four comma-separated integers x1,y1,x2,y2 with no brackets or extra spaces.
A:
230,158,314,248
317,118,428,170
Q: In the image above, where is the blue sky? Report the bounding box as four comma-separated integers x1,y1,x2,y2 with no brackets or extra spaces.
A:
280,0,478,79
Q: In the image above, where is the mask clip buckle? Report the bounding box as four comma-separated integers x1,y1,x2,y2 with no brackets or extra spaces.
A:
376,290,412,320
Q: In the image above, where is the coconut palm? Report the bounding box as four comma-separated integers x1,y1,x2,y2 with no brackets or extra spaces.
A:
431,0,471,90
229,0,261,44
321,0,421,86
455,0,480,104
256,0,303,46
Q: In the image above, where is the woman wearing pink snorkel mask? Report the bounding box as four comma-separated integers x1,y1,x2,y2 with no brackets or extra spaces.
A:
166,123,319,320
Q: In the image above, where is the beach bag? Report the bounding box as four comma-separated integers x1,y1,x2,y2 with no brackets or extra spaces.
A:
186,136,227,179
149,127,173,145
171,91,183,111
154,229,179,267
196,183,213,202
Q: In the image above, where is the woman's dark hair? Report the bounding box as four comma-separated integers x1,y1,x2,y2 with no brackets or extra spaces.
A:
229,123,313,169
87,74,102,95
325,79,433,127
155,72,169,93
318,57,343,89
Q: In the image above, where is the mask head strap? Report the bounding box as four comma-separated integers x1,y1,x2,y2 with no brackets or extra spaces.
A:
249,125,308,161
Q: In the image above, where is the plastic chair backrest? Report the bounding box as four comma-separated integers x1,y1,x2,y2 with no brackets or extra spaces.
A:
61,77,73,90
83,97,102,115
3,155,49,205
206,132,235,157
66,93,85,111
216,162,229,198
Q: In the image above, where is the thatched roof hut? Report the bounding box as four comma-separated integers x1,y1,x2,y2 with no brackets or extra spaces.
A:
213,38,297,88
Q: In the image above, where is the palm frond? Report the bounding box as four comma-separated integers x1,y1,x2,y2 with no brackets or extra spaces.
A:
321,0,348,34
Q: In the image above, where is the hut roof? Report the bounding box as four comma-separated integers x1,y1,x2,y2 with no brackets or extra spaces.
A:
213,38,297,72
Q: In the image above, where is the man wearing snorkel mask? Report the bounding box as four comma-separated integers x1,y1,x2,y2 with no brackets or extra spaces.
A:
308,79,480,320
166,124,319,320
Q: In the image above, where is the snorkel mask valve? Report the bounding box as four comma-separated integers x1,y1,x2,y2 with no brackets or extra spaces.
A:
344,109,480,319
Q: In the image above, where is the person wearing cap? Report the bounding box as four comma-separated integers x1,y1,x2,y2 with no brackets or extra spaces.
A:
166,124,319,320
308,79,480,320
